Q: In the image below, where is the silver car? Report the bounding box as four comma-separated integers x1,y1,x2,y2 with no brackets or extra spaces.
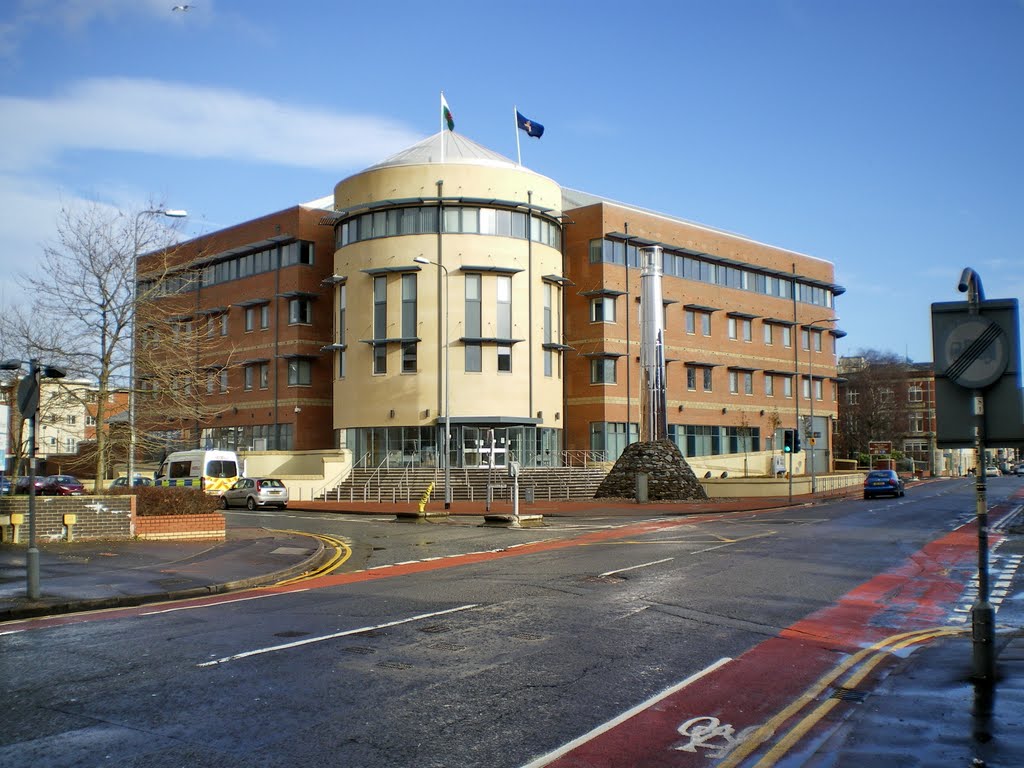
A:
219,478,289,510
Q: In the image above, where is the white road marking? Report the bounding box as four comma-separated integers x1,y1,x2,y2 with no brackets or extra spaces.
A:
600,557,674,577
197,603,480,667
519,657,732,768
140,590,310,616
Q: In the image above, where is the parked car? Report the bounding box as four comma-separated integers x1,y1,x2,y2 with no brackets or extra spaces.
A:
219,478,289,510
863,469,905,499
109,476,154,489
15,476,46,494
984,465,1001,477
40,475,87,496
1016,463,1024,477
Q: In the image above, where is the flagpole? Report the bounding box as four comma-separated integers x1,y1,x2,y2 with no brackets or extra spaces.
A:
514,104,522,165
441,91,446,163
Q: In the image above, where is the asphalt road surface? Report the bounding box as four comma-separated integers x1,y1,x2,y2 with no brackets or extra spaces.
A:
2,476,1021,767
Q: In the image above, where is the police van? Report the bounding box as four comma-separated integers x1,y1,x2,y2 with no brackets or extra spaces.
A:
155,450,241,496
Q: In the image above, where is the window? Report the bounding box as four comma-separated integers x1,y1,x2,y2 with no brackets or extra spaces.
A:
801,328,811,350
543,284,554,378
909,413,924,433
703,368,713,392
259,362,269,389
764,323,773,345
374,276,387,375
591,357,617,384
260,304,269,330
729,370,739,394
497,275,512,338
847,389,859,405
497,344,512,373
685,310,695,335
288,359,312,386
765,375,775,397
245,307,255,332
743,371,753,395
701,313,711,336
686,366,697,390
465,274,481,372
244,366,254,390
783,376,793,398
86,415,97,426
219,369,229,393
742,319,752,342
591,297,616,323
338,284,347,378
289,298,312,325
65,415,77,425
813,330,822,352
908,385,923,403
728,317,738,340
402,273,417,373
782,326,792,348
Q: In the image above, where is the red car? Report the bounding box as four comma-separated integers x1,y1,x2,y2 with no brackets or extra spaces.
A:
40,474,86,496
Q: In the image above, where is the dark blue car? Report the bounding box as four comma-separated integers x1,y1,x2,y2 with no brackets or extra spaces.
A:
863,469,905,499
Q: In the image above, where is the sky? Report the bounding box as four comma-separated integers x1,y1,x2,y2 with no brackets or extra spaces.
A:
0,0,1022,365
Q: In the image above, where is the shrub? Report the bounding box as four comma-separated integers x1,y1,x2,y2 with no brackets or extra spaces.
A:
107,486,220,516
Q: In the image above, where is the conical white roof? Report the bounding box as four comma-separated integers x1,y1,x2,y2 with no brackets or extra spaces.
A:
367,131,520,171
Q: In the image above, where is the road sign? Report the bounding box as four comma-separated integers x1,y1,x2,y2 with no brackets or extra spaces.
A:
868,441,892,455
940,317,1008,389
16,375,39,419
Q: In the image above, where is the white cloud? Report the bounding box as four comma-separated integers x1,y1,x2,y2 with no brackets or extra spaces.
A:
0,77,422,173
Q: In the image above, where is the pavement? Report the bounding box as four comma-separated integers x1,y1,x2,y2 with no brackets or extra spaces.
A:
1,487,1022,767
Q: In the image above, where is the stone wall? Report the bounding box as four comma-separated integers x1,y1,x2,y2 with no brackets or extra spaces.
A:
596,440,708,501
0,495,134,542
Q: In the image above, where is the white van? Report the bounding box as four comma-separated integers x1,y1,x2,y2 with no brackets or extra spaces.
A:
155,450,241,496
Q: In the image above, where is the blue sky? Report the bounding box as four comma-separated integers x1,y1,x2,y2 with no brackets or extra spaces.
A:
1,0,1022,364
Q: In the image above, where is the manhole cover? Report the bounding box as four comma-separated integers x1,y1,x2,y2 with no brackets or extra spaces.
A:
342,646,376,655
428,642,466,652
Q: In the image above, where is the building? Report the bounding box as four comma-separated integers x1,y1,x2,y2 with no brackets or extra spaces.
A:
138,132,842,478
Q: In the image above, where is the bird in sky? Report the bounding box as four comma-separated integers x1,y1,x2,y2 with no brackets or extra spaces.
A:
171,4,192,11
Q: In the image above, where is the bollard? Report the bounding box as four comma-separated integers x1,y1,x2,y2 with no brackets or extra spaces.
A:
636,472,649,503
10,512,25,544
63,513,77,542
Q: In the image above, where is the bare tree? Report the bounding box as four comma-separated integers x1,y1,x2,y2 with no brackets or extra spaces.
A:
835,350,912,460
10,202,188,481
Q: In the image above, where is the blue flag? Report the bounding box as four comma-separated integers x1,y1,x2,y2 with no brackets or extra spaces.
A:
516,110,544,138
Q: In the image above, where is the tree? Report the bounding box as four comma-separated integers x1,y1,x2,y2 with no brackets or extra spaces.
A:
5,202,189,481
834,350,912,461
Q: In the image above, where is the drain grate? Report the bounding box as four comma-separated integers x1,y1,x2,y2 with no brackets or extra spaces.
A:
428,642,467,652
419,624,452,635
830,687,868,703
274,630,311,638
342,646,376,655
376,660,413,671
511,632,544,642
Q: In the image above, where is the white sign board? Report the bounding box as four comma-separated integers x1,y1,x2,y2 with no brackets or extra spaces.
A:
0,404,9,468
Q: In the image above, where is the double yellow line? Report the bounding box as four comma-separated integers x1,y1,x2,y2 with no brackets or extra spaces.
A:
719,625,965,767
267,529,352,587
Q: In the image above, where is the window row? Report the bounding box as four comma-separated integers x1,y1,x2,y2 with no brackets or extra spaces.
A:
589,237,835,309
589,358,834,401
142,240,315,297
338,204,562,251
137,359,315,398
139,299,313,344
589,421,761,460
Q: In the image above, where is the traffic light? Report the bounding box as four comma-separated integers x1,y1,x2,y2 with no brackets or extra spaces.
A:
783,429,795,453
793,432,802,453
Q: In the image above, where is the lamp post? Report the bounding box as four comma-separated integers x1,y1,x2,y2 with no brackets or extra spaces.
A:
803,316,839,493
128,209,187,485
413,256,451,509
1,357,67,599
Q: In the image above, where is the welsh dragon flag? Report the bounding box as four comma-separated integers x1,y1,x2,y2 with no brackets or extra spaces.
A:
441,94,454,131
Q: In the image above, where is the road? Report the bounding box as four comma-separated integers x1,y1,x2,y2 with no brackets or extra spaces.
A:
2,477,1022,767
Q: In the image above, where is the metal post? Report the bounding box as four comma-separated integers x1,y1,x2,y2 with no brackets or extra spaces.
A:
26,359,40,599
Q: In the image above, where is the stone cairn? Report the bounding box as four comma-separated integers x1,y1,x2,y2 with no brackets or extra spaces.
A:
595,439,708,501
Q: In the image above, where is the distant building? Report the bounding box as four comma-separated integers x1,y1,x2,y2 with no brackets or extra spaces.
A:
138,132,843,477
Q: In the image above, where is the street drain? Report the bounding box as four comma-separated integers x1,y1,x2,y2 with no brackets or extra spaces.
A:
376,661,413,670
273,630,311,638
419,624,452,634
830,687,868,703
511,632,543,642
428,642,467,652
342,646,376,655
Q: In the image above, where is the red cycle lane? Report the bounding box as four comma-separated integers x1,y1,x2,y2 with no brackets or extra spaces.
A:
526,506,1015,768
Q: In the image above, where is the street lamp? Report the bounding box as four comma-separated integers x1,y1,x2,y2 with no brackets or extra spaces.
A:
128,208,187,484
413,256,451,509
803,316,839,493
1,357,67,599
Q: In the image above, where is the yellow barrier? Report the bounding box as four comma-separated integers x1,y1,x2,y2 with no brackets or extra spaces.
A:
418,482,435,513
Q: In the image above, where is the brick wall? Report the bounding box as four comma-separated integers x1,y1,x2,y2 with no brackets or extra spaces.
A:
0,495,134,542
135,513,225,542
0,497,226,543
